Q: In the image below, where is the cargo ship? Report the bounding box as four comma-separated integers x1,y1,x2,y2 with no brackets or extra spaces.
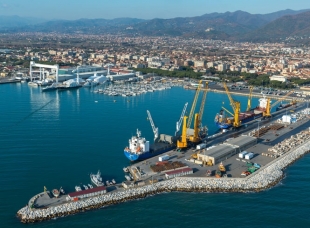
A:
214,96,267,129
124,129,175,161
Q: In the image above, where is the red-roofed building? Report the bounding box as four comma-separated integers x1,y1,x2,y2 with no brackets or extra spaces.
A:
165,167,193,179
68,186,107,200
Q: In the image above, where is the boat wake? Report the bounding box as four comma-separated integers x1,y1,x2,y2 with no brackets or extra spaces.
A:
2,99,54,132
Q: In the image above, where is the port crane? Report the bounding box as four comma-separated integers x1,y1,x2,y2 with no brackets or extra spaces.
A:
147,110,158,142
246,86,253,112
223,82,241,128
175,102,188,136
263,91,295,117
177,81,208,149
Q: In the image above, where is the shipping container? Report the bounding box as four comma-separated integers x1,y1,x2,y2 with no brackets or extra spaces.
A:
245,152,254,160
196,143,207,150
158,155,170,162
239,151,248,158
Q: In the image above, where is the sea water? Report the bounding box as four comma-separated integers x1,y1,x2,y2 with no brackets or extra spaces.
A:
0,83,309,227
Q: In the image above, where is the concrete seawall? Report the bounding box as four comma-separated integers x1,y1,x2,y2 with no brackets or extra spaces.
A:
17,138,310,223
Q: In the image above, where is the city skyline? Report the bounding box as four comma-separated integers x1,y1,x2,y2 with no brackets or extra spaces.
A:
0,0,310,20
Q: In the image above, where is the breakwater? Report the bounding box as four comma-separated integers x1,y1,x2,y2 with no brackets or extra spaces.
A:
17,133,310,223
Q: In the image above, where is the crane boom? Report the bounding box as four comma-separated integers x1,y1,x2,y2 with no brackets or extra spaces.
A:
198,82,208,125
246,86,253,111
175,102,188,136
187,80,202,129
146,110,158,142
271,90,294,108
223,82,236,111
221,106,234,117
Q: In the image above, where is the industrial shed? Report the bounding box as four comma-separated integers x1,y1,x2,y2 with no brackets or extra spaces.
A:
197,144,237,165
224,135,257,152
196,135,257,165
68,186,106,200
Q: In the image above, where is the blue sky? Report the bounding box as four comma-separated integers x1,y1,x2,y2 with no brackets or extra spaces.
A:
0,0,310,20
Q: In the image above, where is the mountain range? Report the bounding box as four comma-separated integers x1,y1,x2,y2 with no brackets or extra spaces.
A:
1,9,310,42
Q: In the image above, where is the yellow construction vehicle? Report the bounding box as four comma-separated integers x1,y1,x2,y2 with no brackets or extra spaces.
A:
223,82,241,128
191,150,201,159
177,80,208,148
219,162,226,172
206,159,213,166
263,90,295,117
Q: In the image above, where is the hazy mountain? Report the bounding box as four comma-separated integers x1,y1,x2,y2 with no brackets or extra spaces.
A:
258,9,310,22
123,9,310,38
244,11,310,42
1,9,310,42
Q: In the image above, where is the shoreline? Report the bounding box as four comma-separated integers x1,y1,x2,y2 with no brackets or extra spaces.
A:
17,137,310,223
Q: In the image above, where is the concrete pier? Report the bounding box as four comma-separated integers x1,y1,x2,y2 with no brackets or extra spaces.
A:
17,127,310,223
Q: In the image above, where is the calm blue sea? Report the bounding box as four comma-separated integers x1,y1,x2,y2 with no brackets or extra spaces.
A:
0,83,309,227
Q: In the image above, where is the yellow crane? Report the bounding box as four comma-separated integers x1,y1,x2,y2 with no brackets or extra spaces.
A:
223,82,241,128
247,86,253,112
177,81,208,148
263,90,295,117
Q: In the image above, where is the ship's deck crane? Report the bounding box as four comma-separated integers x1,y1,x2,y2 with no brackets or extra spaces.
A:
175,102,188,136
247,86,253,112
264,90,295,117
221,106,234,117
147,110,158,142
223,82,241,128
177,81,208,148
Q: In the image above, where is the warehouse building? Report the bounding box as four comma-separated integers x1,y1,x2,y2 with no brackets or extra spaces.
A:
67,186,107,200
197,144,237,165
224,135,257,152
197,135,257,165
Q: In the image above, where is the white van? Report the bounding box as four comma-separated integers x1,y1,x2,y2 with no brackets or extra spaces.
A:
239,151,248,159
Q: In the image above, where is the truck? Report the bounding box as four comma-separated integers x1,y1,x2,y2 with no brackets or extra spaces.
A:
239,151,248,159
158,155,170,162
245,152,254,160
196,143,207,150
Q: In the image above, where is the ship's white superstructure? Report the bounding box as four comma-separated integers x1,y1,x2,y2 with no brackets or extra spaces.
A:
124,129,150,155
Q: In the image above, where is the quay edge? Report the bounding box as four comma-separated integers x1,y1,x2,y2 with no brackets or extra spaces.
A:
17,139,310,223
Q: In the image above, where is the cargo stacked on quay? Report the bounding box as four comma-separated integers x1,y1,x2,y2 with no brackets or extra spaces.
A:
17,131,310,223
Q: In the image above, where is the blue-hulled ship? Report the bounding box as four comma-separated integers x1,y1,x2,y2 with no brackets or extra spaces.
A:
124,129,175,161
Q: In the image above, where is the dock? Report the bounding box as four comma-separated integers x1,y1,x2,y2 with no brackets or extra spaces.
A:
0,78,21,84
17,103,310,223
